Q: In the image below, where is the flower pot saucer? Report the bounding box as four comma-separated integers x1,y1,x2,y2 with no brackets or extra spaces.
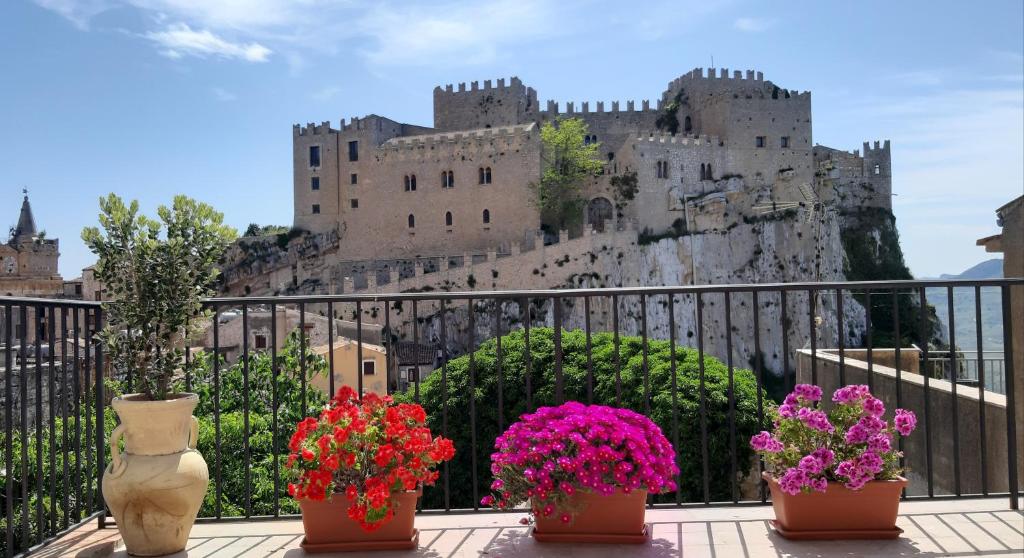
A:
299,529,419,553
771,520,903,540
530,523,651,544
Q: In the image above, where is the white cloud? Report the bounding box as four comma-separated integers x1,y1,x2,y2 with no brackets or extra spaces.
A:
212,87,237,101
356,0,556,66
32,0,115,30
733,17,775,32
145,23,272,62
311,86,342,101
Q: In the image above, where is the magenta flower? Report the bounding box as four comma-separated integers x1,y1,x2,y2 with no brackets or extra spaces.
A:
483,402,678,522
894,409,917,436
750,431,785,452
754,385,913,493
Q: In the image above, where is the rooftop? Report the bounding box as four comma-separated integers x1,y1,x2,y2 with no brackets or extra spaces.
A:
41,497,1024,558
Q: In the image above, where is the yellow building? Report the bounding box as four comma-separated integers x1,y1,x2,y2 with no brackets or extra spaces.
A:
310,339,388,397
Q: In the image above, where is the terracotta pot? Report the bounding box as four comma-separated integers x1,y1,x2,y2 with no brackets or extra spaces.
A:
763,471,907,540
531,488,650,544
299,489,421,552
102,393,209,556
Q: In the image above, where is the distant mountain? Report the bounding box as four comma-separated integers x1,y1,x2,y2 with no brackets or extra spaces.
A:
937,258,1003,280
925,258,1004,354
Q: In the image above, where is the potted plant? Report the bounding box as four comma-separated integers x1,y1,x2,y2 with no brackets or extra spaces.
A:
84,194,236,556
285,386,455,552
751,384,918,540
481,401,678,544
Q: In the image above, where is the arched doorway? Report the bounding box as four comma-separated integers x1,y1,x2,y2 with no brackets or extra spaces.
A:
586,197,614,232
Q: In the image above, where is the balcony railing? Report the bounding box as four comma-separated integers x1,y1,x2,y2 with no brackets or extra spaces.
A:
1,278,1021,557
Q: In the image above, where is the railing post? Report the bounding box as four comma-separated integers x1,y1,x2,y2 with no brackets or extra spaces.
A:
1001,285,1018,510
95,306,105,528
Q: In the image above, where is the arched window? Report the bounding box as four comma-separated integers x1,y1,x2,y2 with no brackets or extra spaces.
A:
408,214,415,228
445,211,453,227
410,174,417,191
482,209,490,224
584,135,591,145
706,164,713,180
873,164,880,175
700,164,706,180
484,167,492,184
479,167,485,184
442,170,455,188
442,171,448,188
684,116,692,133
404,175,410,191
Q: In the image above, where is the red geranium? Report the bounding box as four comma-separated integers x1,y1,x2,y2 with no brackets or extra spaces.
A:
284,386,455,531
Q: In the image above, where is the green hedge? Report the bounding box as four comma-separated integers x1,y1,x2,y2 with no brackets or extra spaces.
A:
396,327,767,509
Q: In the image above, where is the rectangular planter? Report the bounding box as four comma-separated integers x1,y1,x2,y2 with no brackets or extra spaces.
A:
532,488,649,544
763,472,907,539
298,489,420,552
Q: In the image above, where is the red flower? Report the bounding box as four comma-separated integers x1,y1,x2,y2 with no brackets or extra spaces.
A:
283,393,454,532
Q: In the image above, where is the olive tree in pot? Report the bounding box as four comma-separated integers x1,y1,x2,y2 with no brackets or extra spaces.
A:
83,194,236,556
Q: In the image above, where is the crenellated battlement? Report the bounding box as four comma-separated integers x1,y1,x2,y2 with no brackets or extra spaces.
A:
293,121,335,137
667,67,810,100
862,139,891,155
540,98,661,116
435,76,526,94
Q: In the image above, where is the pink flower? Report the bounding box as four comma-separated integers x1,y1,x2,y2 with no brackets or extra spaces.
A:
809,476,828,493
750,431,784,452
798,454,824,475
779,467,808,495
793,384,823,403
797,407,834,433
863,397,885,417
811,447,835,468
833,384,870,405
894,409,917,436
867,433,892,453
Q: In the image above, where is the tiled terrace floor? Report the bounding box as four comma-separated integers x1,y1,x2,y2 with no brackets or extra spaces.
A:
40,498,1023,558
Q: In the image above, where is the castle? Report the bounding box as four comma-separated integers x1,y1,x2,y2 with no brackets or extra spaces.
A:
286,68,890,272
218,68,900,376
1,193,63,298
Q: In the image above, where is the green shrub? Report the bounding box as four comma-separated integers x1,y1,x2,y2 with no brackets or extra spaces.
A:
396,327,767,509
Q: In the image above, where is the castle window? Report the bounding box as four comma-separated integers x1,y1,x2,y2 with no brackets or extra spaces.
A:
309,145,321,167
874,164,880,175
408,214,415,228
656,161,669,179
442,170,454,189
706,164,713,180
411,174,417,190
479,167,485,184
404,175,411,191
684,116,692,133
350,173,357,184
312,204,320,214
254,334,267,350
780,136,790,148
756,136,766,148
348,140,359,162
700,164,706,180
478,167,491,184
311,177,320,191
584,135,591,145
445,211,453,227
350,199,359,209
482,209,490,224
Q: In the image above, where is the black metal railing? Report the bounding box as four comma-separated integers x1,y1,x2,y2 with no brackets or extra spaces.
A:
1,278,1021,556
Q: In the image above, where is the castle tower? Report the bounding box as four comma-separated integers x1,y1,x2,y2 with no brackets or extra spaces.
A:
13,192,37,243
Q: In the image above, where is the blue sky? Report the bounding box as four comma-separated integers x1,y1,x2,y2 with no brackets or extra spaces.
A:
1,0,1022,279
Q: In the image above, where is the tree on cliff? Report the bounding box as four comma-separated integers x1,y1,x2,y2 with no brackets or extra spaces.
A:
530,118,604,233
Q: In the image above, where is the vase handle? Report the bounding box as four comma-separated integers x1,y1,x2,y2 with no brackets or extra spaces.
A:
108,424,126,477
188,416,199,450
